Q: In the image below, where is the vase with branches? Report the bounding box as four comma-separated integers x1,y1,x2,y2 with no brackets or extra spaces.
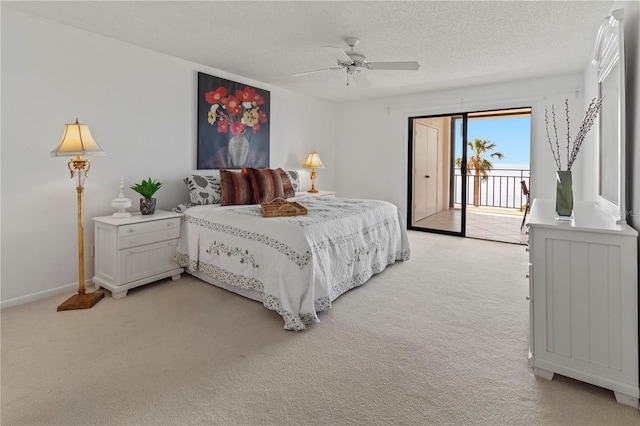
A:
544,97,602,219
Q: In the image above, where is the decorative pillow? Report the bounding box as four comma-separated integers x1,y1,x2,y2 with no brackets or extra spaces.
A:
220,170,254,206
244,168,284,204
183,175,221,205
276,168,295,198
285,170,300,192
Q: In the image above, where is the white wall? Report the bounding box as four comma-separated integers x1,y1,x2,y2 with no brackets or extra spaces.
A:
0,9,335,305
334,74,587,218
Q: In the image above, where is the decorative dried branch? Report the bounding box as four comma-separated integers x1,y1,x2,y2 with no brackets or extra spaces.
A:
544,97,602,171
544,107,561,170
565,99,570,169
552,105,561,169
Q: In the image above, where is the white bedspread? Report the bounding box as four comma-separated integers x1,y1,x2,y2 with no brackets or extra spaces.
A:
174,197,410,330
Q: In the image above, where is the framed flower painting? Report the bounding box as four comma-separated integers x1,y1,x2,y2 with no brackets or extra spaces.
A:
197,72,270,169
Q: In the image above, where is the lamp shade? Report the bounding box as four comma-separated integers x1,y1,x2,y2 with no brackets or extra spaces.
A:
51,118,105,157
303,151,324,169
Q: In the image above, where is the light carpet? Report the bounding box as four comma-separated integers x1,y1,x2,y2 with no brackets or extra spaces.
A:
2,231,639,425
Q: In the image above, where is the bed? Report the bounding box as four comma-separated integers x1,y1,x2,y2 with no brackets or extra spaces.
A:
173,194,410,330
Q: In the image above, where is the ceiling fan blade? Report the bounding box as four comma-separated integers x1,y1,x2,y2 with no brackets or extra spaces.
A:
367,61,420,70
324,46,352,63
353,72,371,88
292,67,342,76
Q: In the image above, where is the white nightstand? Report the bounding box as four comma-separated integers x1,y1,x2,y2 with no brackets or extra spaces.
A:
92,210,183,299
295,190,336,198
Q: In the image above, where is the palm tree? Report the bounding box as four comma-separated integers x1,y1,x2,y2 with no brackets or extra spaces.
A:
455,138,504,207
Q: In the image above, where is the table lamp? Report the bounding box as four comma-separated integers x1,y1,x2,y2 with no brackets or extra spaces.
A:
303,150,324,193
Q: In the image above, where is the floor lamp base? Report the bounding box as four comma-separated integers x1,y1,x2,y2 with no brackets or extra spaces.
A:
57,291,105,311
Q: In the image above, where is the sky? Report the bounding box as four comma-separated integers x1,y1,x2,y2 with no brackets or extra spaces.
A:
457,116,531,168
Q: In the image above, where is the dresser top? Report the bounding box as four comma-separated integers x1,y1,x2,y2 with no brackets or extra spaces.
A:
528,199,637,236
93,210,182,225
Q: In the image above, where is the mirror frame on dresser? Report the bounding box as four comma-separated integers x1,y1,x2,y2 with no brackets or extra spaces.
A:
592,8,626,224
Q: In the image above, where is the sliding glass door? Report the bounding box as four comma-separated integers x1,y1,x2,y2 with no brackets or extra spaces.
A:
407,114,467,236
409,107,532,243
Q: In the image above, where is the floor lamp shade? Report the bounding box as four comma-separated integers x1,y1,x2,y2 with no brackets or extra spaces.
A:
303,150,323,193
53,118,106,311
51,118,105,157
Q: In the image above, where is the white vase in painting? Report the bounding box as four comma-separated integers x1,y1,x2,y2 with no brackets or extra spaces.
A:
228,132,249,167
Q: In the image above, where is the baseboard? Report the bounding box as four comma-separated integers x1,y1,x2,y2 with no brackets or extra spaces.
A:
0,280,96,310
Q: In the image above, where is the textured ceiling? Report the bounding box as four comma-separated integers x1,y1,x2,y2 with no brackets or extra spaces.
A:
3,0,615,103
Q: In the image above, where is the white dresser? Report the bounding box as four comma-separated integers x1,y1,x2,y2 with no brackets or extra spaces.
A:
93,210,183,299
527,199,639,408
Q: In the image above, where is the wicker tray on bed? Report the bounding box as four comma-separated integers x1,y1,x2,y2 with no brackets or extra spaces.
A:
261,197,308,217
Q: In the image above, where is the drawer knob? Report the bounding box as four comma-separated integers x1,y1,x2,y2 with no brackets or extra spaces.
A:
167,222,173,227
526,296,531,301
526,273,530,279
525,247,530,252
128,228,135,233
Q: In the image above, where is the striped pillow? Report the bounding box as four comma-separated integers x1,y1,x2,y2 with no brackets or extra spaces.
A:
220,170,254,206
244,168,284,204
276,168,296,198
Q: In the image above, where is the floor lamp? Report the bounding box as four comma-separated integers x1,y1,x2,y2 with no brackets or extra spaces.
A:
52,118,106,311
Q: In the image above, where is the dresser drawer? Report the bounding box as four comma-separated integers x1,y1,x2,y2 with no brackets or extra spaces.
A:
117,217,180,237
118,229,179,249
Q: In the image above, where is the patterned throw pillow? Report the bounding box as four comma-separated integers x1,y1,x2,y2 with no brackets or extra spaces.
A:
286,170,300,192
276,168,295,198
244,168,285,204
220,170,255,206
183,175,221,205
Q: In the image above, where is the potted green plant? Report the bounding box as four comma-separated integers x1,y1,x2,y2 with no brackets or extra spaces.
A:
130,178,162,215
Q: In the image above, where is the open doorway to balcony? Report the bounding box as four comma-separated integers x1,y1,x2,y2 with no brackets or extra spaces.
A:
408,107,531,244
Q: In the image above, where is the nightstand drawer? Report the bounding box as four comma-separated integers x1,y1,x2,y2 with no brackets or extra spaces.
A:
118,217,180,237
117,239,181,284
118,229,180,249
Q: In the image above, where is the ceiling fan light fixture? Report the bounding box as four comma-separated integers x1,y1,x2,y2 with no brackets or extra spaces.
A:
345,51,367,67
345,37,360,49
293,37,420,87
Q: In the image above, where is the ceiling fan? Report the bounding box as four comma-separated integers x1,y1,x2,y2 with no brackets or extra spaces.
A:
292,37,420,87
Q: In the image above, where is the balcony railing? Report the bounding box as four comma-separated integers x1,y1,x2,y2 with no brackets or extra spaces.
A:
454,168,530,210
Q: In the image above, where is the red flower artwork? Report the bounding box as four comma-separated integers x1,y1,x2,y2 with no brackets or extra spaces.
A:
204,84,268,136
225,96,242,115
230,121,246,137
205,87,227,104
217,120,228,133
237,87,256,103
